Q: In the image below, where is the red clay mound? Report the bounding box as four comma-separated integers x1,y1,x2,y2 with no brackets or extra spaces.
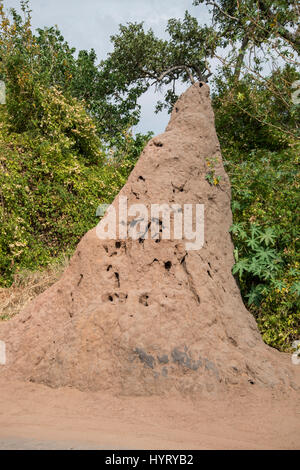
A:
0,83,298,396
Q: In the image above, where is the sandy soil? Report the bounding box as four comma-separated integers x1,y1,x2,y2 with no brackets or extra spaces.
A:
0,377,299,450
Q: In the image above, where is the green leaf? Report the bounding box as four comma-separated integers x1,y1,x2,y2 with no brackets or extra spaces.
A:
258,227,277,246
232,258,250,278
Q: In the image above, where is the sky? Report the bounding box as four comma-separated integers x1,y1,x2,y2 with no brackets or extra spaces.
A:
3,0,211,135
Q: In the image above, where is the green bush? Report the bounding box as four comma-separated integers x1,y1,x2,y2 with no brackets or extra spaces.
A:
227,146,300,350
0,91,149,286
214,70,300,351
0,2,150,286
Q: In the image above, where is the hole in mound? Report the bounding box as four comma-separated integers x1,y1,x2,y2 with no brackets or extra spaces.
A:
164,261,172,271
115,272,120,287
115,241,121,249
77,274,83,286
172,184,185,193
138,176,145,181
107,265,112,271
228,337,238,347
154,141,163,147
139,294,149,306
102,293,127,303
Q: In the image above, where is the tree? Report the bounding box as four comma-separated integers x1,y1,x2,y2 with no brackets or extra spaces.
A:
0,0,151,285
0,0,145,139
101,13,220,112
101,1,299,122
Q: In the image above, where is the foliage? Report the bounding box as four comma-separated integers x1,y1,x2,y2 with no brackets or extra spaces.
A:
0,1,150,286
214,73,299,350
100,0,299,113
194,0,300,54
104,12,218,109
101,14,219,113
205,156,222,186
0,97,149,286
0,0,142,139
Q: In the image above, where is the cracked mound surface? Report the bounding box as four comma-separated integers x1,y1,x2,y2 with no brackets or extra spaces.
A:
0,83,299,396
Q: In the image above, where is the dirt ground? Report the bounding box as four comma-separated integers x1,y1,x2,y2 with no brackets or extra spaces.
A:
0,377,299,450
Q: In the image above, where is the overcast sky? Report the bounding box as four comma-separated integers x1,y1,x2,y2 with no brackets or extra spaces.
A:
4,0,211,135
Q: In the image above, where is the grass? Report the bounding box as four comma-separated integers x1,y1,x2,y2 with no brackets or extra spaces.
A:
0,256,69,321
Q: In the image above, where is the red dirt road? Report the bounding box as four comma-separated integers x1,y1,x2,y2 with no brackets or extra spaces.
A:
0,377,299,450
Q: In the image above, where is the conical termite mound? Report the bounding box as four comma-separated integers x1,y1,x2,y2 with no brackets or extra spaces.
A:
0,83,298,396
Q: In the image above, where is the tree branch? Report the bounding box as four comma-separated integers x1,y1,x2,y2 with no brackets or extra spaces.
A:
258,0,300,50
233,36,250,83
206,1,239,21
157,65,196,84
